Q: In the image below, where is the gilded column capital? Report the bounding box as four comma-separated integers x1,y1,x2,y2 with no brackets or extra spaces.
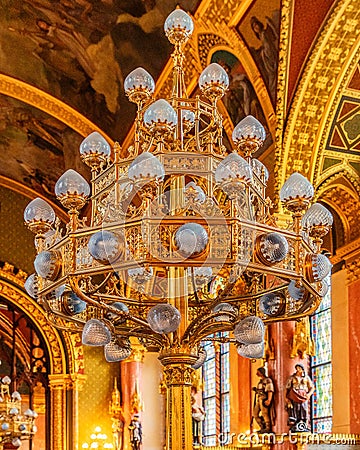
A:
346,258,360,284
162,364,195,387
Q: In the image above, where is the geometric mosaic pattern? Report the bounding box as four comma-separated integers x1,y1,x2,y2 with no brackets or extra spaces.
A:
311,276,333,432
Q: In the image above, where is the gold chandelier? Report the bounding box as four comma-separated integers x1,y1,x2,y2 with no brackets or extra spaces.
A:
23,8,333,450
0,374,37,449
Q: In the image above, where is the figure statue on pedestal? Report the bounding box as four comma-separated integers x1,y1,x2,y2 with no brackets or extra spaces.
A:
129,414,142,450
252,367,275,433
191,387,205,445
285,363,314,432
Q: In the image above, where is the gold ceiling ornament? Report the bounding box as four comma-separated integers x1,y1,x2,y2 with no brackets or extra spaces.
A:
0,371,37,449
24,8,333,450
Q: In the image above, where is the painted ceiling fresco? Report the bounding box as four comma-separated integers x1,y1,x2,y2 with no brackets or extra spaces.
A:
0,0,200,140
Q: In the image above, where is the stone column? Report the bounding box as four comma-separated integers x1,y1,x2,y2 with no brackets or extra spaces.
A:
48,374,69,450
346,258,360,433
121,339,145,450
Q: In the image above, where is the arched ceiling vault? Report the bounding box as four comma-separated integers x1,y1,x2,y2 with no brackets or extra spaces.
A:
280,0,360,188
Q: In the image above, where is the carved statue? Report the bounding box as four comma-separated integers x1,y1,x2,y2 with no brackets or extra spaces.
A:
191,387,205,445
252,367,275,433
285,363,314,432
129,414,142,450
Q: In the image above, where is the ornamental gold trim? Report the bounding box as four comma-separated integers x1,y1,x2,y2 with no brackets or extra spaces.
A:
0,74,113,145
279,0,360,196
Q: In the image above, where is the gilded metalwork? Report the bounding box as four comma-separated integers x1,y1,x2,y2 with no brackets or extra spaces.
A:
279,0,360,199
25,7,334,450
290,318,315,359
0,74,113,145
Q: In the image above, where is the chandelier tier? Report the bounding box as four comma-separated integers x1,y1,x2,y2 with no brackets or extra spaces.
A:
24,8,332,450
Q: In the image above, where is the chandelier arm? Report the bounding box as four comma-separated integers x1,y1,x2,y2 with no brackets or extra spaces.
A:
44,311,85,332
262,297,322,323
114,327,169,348
185,320,234,346
181,311,236,344
82,271,114,295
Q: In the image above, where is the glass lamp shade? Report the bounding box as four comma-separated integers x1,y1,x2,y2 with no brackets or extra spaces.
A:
237,342,264,359
199,63,229,97
82,319,111,346
24,274,38,299
80,131,110,158
61,290,87,315
34,250,61,281
147,303,181,334
280,173,314,209
12,391,21,401
191,347,207,369
287,280,307,301
251,159,269,184
104,339,131,362
234,316,265,344
24,197,55,227
55,169,90,198
55,169,90,210
212,302,237,322
88,230,125,265
164,9,194,44
128,152,165,184
12,438,22,448
192,266,213,285
174,223,208,257
313,279,329,297
182,109,196,133
232,115,266,150
124,67,155,102
302,203,333,236
259,292,286,317
105,301,129,321
215,153,252,186
305,253,332,282
128,266,153,285
143,99,177,133
2,376,11,385
255,232,289,265
185,182,206,203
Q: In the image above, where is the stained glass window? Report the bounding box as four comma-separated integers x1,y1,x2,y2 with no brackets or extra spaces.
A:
310,275,332,432
202,334,230,446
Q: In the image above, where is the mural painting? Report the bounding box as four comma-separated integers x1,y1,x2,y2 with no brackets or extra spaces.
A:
211,50,272,153
0,0,201,141
0,94,85,199
236,0,280,105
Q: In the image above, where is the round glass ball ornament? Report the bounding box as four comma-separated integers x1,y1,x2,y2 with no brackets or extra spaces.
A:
147,303,181,334
234,316,265,344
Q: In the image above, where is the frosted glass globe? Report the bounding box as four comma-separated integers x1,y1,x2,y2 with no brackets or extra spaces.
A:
302,203,333,228
232,115,266,144
199,63,229,91
143,99,177,129
34,251,61,280
88,230,125,265
234,316,265,344
280,173,314,204
237,342,264,359
24,197,55,225
215,153,252,184
128,152,165,183
175,223,208,257
124,67,155,95
256,232,289,265
61,291,87,315
79,132,110,157
55,169,90,198
82,319,111,346
24,274,38,299
104,339,131,362
212,302,237,322
147,303,181,334
191,347,207,369
259,292,285,317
